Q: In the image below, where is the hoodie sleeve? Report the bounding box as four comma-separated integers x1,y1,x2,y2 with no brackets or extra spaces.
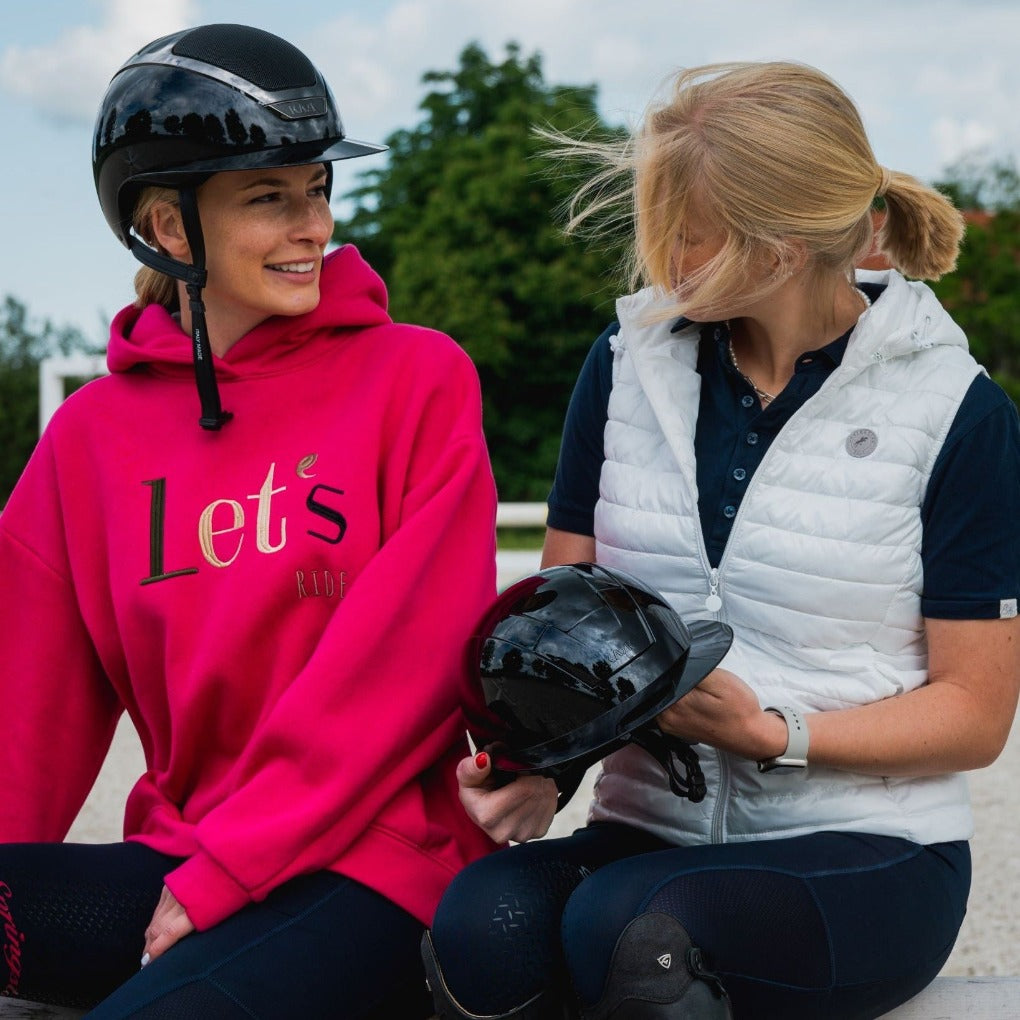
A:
164,338,498,930
0,434,122,841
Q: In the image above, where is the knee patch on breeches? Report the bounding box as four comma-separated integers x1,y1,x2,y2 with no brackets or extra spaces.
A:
580,912,732,1020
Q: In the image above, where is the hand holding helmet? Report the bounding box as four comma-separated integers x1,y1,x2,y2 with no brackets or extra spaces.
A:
469,562,733,808
656,666,793,765
456,752,559,844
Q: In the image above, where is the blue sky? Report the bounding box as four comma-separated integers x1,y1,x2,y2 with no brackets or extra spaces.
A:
2,0,1018,346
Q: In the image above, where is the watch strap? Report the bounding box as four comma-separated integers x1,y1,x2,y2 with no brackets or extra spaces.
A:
757,705,809,772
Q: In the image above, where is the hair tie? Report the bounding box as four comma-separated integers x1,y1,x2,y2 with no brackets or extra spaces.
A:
876,166,892,198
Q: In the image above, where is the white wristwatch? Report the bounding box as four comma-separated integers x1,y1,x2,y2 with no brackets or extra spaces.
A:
757,705,809,773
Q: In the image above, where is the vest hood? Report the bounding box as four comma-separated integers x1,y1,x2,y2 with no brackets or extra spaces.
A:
847,269,968,364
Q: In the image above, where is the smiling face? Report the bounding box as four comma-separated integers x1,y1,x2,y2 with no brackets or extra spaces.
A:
150,163,335,353
197,163,334,337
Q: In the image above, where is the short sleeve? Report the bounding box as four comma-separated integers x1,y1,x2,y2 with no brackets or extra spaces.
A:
546,324,616,536
921,374,1020,619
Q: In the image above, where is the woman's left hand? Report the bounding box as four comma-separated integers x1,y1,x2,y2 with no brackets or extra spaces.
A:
142,885,195,965
656,668,788,761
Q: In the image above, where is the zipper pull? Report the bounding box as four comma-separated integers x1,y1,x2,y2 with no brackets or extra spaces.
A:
705,569,722,613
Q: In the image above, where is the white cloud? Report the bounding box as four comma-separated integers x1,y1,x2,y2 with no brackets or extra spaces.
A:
299,0,1020,182
0,0,199,123
8,0,1011,182
932,118,999,169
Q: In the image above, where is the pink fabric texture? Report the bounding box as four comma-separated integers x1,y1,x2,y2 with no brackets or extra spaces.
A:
0,245,498,928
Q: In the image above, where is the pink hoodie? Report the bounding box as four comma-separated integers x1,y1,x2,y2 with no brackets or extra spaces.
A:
0,246,498,929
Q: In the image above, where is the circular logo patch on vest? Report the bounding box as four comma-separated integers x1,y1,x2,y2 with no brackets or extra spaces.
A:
846,428,879,458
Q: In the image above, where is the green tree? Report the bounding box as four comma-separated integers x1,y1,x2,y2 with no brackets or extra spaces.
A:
0,297,95,502
931,157,1020,404
334,42,628,500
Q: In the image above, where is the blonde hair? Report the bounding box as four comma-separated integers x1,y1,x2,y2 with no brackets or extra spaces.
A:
131,186,180,310
553,61,964,320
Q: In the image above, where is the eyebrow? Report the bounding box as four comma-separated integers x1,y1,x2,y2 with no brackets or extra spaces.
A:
238,168,329,191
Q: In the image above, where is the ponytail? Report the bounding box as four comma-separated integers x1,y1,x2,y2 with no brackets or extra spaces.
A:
134,265,179,309
874,168,965,281
130,186,181,310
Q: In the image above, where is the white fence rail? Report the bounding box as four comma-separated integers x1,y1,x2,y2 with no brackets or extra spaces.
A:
39,354,109,433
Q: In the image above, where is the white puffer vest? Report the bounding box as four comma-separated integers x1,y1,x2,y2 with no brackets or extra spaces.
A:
589,270,981,846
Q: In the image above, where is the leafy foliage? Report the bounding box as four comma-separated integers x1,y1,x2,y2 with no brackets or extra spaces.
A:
333,42,629,499
932,158,1020,404
0,297,95,501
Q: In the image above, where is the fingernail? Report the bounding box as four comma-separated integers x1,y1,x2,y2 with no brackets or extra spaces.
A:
140,953,150,968
475,751,488,770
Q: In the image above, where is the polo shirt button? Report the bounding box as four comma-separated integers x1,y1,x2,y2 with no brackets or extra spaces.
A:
746,432,759,445
741,394,754,408
733,468,746,481
723,505,737,519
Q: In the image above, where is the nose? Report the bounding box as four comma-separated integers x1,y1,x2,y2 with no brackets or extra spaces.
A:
291,196,333,247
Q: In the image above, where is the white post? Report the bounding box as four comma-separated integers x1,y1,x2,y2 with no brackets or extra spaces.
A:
496,502,547,528
38,354,109,434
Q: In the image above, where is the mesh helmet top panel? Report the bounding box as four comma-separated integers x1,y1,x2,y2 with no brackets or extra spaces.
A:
172,24,318,91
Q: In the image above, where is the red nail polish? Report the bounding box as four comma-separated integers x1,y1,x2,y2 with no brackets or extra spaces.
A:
475,751,489,770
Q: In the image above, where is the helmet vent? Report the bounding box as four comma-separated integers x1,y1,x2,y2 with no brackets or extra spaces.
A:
172,24,318,91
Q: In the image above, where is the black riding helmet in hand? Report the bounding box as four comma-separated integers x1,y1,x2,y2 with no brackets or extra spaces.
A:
471,562,733,805
92,23,385,430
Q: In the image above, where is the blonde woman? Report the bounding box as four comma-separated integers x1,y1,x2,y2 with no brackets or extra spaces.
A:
424,62,1020,1019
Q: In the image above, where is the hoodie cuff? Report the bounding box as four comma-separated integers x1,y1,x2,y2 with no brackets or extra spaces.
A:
164,850,253,931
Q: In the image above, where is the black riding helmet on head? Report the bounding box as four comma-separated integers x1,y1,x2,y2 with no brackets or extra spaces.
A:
470,562,734,806
92,23,386,430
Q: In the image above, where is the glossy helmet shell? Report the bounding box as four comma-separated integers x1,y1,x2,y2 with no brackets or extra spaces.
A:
92,23,385,248
473,562,733,778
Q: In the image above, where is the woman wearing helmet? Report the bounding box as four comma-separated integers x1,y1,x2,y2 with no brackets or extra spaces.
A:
425,62,1020,1018
0,24,497,1018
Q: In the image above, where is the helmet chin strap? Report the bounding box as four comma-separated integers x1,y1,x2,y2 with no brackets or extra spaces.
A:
128,185,232,431
629,728,707,802
178,187,232,430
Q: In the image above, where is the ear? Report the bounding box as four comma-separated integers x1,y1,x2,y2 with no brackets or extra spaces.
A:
149,201,191,262
772,237,809,277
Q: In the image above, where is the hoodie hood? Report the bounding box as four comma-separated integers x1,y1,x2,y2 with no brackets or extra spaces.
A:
107,244,391,378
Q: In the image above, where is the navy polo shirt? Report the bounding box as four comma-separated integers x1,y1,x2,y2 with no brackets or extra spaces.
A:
547,283,1020,619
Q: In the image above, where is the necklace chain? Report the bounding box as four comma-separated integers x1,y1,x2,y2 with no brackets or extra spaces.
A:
727,336,775,404
726,287,872,407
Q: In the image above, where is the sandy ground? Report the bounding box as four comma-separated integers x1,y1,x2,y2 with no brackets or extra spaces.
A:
67,706,1020,977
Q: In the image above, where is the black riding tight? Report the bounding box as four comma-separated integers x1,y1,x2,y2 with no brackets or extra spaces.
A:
430,823,970,1019
0,841,432,1018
